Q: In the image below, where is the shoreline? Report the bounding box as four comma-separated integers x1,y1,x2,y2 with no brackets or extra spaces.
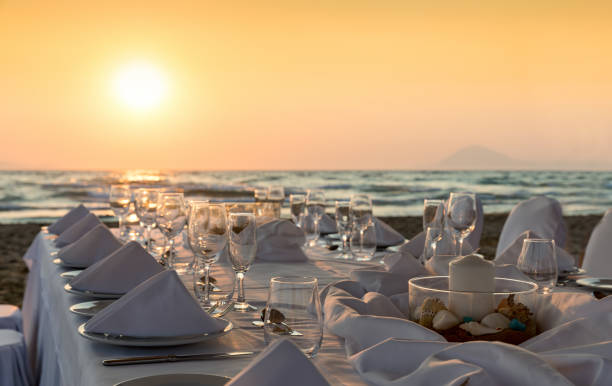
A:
0,214,602,307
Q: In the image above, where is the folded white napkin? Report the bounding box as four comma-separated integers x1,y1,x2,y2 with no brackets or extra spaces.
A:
227,338,330,386
582,209,612,277
256,219,308,262
85,270,228,337
372,218,405,247
70,241,164,294
47,204,90,235
318,214,337,234
55,213,102,248
323,280,612,385
495,230,576,272
57,224,122,268
496,196,568,255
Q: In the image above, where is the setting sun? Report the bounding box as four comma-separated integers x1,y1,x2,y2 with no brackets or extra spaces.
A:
112,61,168,111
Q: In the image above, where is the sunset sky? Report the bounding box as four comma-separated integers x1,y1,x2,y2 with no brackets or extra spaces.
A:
1,1,611,170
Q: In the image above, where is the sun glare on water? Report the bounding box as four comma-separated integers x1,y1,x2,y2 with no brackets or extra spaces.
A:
112,61,168,111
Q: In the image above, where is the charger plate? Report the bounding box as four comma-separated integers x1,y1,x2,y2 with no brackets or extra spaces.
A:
64,283,123,299
115,373,230,386
576,277,612,291
69,300,115,317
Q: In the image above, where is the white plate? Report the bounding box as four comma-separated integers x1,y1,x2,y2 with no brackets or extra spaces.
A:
70,300,115,317
78,320,233,347
53,258,88,269
64,283,123,299
559,267,586,277
115,373,230,386
576,277,612,291
61,270,84,280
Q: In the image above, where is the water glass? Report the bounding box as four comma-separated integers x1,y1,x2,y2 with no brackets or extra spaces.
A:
305,189,325,246
135,188,160,253
263,276,323,358
421,226,443,265
423,199,444,230
228,212,257,312
109,184,131,240
156,193,187,269
253,188,267,202
446,192,477,255
267,185,285,218
350,220,376,261
517,239,557,293
289,194,306,226
335,200,351,259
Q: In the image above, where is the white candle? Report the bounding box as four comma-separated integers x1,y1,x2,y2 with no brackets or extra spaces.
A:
448,254,495,320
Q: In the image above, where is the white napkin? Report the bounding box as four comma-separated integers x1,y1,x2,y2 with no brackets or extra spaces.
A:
496,196,568,255
582,209,612,276
495,230,576,272
85,270,228,337
227,338,330,386
47,204,90,235
373,217,405,247
57,224,122,268
54,213,102,248
318,214,337,234
70,241,164,294
256,219,308,262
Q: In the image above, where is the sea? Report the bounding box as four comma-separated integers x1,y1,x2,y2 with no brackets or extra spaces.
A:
0,170,611,223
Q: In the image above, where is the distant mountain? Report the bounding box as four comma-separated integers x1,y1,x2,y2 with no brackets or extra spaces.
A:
437,146,527,170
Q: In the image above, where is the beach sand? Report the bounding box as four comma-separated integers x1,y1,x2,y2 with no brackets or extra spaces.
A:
0,214,603,307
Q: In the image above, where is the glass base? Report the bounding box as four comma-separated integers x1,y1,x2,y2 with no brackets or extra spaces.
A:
232,301,257,312
335,250,353,260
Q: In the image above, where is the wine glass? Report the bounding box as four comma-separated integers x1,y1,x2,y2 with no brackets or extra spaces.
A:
423,199,444,230
289,194,306,226
263,276,323,358
109,184,131,240
228,212,257,312
305,189,325,246
189,202,227,309
335,200,351,259
155,193,187,269
446,192,477,256
421,226,443,265
267,185,285,218
517,239,557,293
134,188,160,253
349,194,373,253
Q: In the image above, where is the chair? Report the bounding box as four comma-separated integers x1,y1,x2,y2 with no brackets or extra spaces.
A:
582,209,612,277
0,305,22,332
0,329,32,386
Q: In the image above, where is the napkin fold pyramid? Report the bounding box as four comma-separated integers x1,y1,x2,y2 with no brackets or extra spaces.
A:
55,213,102,248
85,269,228,337
227,338,330,386
57,224,122,268
48,204,90,235
256,219,308,262
70,241,164,294
373,217,405,247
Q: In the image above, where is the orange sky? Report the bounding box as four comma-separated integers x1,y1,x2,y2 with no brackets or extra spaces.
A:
1,1,611,170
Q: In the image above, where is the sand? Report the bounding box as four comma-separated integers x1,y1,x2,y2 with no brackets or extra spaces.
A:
0,214,603,307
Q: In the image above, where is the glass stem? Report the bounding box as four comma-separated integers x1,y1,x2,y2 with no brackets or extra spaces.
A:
459,237,464,256
203,263,211,303
236,271,246,303
314,218,320,241
118,215,125,240
145,225,152,253
168,238,175,268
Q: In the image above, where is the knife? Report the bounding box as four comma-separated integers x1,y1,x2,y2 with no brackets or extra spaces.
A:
103,351,254,366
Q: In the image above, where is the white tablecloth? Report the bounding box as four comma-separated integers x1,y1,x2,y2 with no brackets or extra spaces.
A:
22,231,374,386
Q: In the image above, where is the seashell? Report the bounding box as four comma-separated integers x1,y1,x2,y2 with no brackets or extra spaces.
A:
496,294,531,324
481,313,511,330
459,321,500,336
433,309,460,330
417,297,447,328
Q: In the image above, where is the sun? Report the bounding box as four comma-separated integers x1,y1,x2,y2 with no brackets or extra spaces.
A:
112,61,168,111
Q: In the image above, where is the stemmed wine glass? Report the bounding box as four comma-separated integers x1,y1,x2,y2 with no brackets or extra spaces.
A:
335,200,351,259
517,238,557,293
109,184,131,240
423,199,444,230
349,194,373,253
155,192,187,269
305,189,325,246
446,192,477,256
228,212,257,312
189,202,227,309
134,188,159,253
289,194,306,226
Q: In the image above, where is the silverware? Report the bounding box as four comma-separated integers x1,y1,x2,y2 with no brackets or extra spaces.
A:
102,351,254,366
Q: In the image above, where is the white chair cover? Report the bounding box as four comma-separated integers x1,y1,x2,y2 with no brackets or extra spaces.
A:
0,305,22,332
0,329,32,386
582,209,612,277
496,196,567,256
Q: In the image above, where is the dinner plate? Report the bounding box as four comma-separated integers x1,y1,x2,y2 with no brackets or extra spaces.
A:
78,320,233,347
52,257,88,269
70,300,115,317
576,277,612,291
115,373,230,386
64,283,123,299
559,267,586,277
60,270,84,280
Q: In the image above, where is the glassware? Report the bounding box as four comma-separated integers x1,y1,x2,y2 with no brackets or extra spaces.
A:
517,239,558,293
253,188,267,202
134,188,160,253
155,192,187,269
350,220,376,261
305,189,325,246
421,226,443,265
263,276,323,358
349,194,373,254
267,185,285,218
228,212,257,312
289,194,306,226
109,184,132,240
335,200,351,259
423,199,444,230
446,192,477,255
189,202,227,309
